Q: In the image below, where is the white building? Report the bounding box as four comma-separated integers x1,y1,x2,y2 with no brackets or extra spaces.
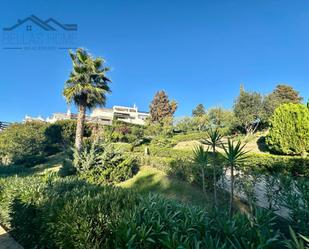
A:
24,105,149,126
91,105,149,125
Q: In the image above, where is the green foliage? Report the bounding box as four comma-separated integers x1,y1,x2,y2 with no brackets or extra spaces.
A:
285,227,309,249
0,173,285,249
102,121,145,144
149,90,177,123
63,48,111,110
263,84,303,122
74,142,139,184
46,119,91,148
233,86,264,134
63,48,111,151
175,115,209,132
266,103,309,155
278,176,309,234
208,107,236,130
0,176,139,248
222,139,249,215
172,131,210,142
192,145,209,194
59,158,77,177
0,122,48,166
244,153,309,177
192,103,206,117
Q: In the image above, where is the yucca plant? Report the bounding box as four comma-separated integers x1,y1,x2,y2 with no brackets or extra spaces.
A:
201,128,223,208
63,48,111,152
222,139,248,217
192,145,209,195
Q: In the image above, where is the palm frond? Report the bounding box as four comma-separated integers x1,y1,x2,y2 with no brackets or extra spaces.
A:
63,48,112,109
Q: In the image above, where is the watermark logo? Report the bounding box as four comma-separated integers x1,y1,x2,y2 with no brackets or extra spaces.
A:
2,15,78,50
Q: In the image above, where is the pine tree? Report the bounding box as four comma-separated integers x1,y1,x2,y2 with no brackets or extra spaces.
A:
149,90,177,123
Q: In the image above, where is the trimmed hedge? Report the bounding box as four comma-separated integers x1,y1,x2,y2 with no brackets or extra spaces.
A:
244,153,309,177
172,132,209,143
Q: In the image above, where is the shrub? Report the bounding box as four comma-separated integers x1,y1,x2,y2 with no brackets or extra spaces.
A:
266,103,309,155
0,175,303,249
244,153,309,177
74,142,139,184
0,176,139,248
45,119,92,148
114,195,281,249
0,122,48,166
102,121,145,143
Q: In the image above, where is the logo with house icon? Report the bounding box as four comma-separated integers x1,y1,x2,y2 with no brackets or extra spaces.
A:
3,15,77,32
2,15,78,50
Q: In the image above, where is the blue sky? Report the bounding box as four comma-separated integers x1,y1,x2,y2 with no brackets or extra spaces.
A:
1,0,309,122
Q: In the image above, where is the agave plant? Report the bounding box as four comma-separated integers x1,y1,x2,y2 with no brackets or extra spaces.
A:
222,139,248,217
201,128,223,208
192,145,209,195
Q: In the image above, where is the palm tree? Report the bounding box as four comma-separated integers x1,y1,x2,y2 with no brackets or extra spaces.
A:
202,128,223,208
63,48,111,152
192,145,209,196
222,139,248,217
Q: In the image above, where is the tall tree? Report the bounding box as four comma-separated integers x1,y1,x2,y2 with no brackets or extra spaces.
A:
263,84,303,121
208,107,235,129
149,90,177,123
233,86,263,135
192,104,206,117
63,48,111,151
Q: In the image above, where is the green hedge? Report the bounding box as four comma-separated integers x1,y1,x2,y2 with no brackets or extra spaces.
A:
244,153,309,177
139,146,309,177
172,132,209,143
0,174,290,249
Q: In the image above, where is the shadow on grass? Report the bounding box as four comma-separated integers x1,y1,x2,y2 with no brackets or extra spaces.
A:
0,153,65,178
120,166,231,210
256,136,270,153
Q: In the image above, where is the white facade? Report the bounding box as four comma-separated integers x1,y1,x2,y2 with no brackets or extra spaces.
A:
24,105,149,126
91,105,149,125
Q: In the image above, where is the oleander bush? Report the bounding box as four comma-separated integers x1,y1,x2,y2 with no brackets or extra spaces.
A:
0,122,49,166
0,174,293,249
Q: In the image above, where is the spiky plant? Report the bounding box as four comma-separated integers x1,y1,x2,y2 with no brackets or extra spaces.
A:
63,48,111,152
201,128,223,208
192,145,209,195
222,139,248,217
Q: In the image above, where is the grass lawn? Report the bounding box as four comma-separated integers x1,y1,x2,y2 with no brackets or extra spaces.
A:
119,165,218,208
0,152,65,177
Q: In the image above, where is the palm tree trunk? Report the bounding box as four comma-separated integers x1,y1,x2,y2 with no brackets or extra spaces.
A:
202,167,206,196
229,163,234,218
213,146,217,208
75,104,86,152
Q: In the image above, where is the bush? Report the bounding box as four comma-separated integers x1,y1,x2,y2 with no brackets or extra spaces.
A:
102,121,145,144
45,119,92,148
74,142,139,184
0,122,49,166
244,153,309,177
266,103,309,155
0,175,139,248
1,174,307,248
